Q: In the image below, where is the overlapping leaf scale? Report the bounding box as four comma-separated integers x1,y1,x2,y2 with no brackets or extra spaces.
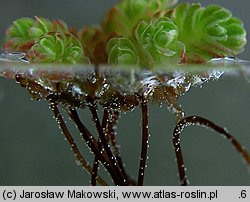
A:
168,3,247,63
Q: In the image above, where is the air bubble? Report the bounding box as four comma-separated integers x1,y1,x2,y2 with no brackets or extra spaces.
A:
75,160,81,166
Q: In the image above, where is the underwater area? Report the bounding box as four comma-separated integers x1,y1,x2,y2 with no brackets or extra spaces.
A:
0,0,250,186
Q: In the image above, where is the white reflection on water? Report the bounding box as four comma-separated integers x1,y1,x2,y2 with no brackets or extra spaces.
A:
0,52,28,63
0,52,249,100
209,56,250,65
0,51,250,68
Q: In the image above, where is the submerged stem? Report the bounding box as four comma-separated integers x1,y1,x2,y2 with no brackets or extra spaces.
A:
138,96,149,186
50,102,107,185
173,115,250,186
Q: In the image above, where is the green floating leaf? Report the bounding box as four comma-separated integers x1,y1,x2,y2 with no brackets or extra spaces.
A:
167,3,247,63
102,0,177,37
107,17,184,68
107,37,139,65
3,16,69,52
26,32,87,64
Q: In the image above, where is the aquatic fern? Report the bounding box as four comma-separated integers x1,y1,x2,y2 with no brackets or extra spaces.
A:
107,37,139,65
26,32,87,64
89,0,178,64
3,18,35,52
166,3,247,63
107,3,247,66
1,0,250,187
107,17,184,67
1,1,247,66
3,16,68,52
102,0,177,37
135,17,184,64
3,16,87,64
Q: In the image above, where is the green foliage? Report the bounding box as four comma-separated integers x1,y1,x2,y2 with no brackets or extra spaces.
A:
102,0,177,37
107,17,184,67
1,1,247,66
166,3,247,63
107,2,247,66
3,16,87,64
107,37,139,65
3,16,68,52
26,32,87,64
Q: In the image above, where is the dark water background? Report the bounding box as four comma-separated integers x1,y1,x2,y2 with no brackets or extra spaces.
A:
0,0,250,185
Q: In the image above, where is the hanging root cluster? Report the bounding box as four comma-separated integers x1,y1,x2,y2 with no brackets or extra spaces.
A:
1,0,249,186
12,66,250,186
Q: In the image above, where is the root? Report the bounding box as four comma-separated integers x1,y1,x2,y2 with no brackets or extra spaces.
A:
50,102,107,185
68,107,128,185
173,115,250,186
138,96,150,186
91,109,109,186
88,104,128,185
106,110,134,184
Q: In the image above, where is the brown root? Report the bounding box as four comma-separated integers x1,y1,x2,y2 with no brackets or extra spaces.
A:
173,116,250,186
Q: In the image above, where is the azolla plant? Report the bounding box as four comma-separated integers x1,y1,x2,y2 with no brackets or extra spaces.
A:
1,0,250,185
